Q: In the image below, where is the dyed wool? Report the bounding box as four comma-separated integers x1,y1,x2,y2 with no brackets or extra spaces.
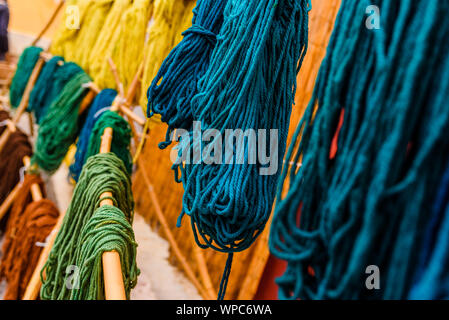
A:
0,175,58,300
147,0,227,148
172,0,310,299
0,127,32,231
50,0,95,61
88,0,132,84
269,0,449,300
28,56,65,123
70,88,117,182
72,0,114,71
41,153,136,300
33,69,91,173
9,46,43,108
85,110,133,176
94,0,153,91
139,0,195,111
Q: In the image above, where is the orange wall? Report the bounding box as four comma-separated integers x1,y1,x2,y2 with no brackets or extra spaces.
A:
8,0,62,37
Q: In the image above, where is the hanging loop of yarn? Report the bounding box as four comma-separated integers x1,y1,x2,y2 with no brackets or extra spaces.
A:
164,0,310,299
269,0,449,300
32,69,91,173
9,46,43,108
147,0,227,149
85,110,133,176
70,204,138,300
41,153,135,300
70,88,118,182
28,55,65,123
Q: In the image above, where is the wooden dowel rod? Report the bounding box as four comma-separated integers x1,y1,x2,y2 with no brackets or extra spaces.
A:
107,58,125,99
79,88,97,116
99,127,127,300
100,127,113,153
32,0,65,46
0,57,45,153
137,160,212,300
0,182,21,221
23,156,43,202
119,105,145,126
102,252,126,300
40,52,64,66
22,212,65,300
193,245,217,299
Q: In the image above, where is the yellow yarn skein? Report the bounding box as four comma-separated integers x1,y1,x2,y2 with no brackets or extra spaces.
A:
94,0,154,91
88,0,132,84
50,0,94,61
73,0,114,71
138,0,195,114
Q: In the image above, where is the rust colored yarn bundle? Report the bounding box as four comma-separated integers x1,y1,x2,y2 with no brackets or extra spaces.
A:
0,126,32,231
0,174,59,300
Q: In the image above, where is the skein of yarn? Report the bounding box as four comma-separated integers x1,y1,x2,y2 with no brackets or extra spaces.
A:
410,160,449,299
88,0,132,84
0,174,59,300
86,110,133,176
147,0,227,148
94,0,152,91
9,46,43,108
112,0,153,93
50,0,94,61
72,0,114,71
28,56,65,123
70,88,117,182
32,69,91,173
269,0,449,300
170,0,310,299
41,153,135,300
70,205,138,300
139,0,195,111
0,126,32,230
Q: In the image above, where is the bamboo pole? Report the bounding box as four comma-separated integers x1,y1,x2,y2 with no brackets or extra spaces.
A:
193,244,217,299
0,182,20,221
23,156,43,202
0,57,45,153
137,160,214,300
99,127,127,300
31,0,65,46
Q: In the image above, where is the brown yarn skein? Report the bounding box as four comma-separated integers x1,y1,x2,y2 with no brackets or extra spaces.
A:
0,174,59,300
0,125,32,231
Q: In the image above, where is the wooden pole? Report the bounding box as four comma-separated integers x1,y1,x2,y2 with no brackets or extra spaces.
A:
193,244,217,299
0,182,21,221
137,160,214,300
99,127,127,300
31,0,65,46
23,156,43,202
0,57,45,153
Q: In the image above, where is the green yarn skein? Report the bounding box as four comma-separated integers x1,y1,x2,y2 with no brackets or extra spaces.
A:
40,153,135,300
86,110,133,175
9,46,43,108
32,70,91,173
70,205,138,300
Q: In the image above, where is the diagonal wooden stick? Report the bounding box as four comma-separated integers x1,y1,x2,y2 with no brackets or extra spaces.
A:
31,0,65,47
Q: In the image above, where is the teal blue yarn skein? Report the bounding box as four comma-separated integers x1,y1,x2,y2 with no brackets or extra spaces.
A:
9,46,43,108
269,0,449,300
171,0,310,300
